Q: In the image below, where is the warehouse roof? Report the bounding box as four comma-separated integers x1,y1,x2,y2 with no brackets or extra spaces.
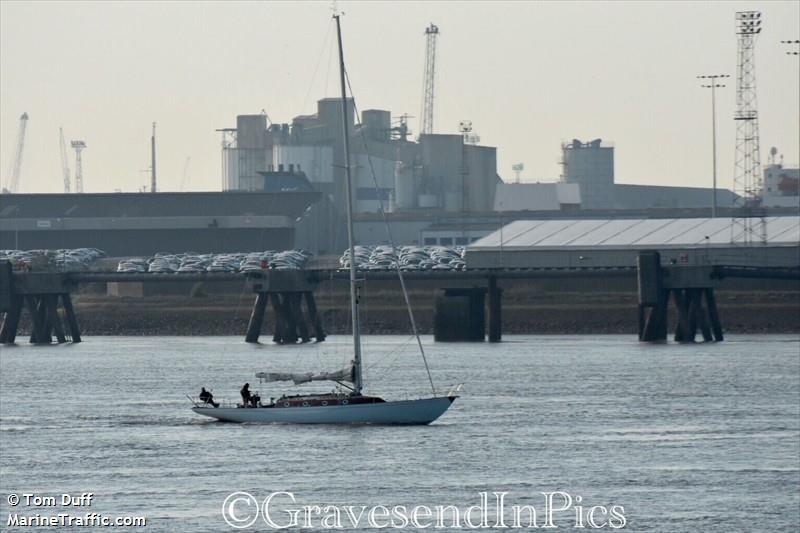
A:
469,216,800,250
0,190,320,219
493,183,580,211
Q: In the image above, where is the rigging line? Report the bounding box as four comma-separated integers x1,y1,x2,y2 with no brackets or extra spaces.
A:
301,20,335,114
323,24,336,98
343,68,438,397
365,336,415,376
232,266,254,323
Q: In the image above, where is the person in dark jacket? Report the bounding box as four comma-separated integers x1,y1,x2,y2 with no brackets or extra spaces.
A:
199,387,219,408
240,383,252,407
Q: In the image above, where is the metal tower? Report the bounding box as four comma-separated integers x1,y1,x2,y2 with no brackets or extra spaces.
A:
151,122,157,193
71,140,86,193
420,23,439,136
731,11,766,244
4,112,29,193
59,128,71,193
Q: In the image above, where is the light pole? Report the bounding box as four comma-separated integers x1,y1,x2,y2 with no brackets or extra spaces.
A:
781,39,799,55
697,74,729,218
781,40,799,215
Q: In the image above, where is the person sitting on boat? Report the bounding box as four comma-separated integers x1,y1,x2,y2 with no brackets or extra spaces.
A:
250,392,261,408
199,387,219,408
240,383,252,407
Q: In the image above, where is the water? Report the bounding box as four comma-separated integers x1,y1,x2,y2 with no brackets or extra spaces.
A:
1,335,798,531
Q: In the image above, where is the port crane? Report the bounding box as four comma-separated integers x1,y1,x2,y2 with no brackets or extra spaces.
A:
420,24,439,136
4,112,29,193
59,127,71,193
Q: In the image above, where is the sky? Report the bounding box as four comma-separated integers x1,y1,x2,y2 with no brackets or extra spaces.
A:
1,0,798,194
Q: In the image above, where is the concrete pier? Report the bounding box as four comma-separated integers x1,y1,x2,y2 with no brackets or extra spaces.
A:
0,265,83,344
487,276,502,342
433,288,486,342
2,261,794,344
245,271,325,344
637,252,724,343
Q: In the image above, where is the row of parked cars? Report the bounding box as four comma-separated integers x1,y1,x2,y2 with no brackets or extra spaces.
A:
0,248,106,271
116,250,313,274
340,245,466,271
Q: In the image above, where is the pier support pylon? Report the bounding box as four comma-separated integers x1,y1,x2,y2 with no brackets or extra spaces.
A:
245,292,268,343
0,293,81,345
637,251,723,344
487,276,502,343
245,290,325,344
0,294,23,344
672,288,723,343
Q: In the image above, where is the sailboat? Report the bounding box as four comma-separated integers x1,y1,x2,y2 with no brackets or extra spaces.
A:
191,14,459,425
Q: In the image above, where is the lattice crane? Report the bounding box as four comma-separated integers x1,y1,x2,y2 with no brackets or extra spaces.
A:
420,24,439,136
4,112,29,193
59,127,71,193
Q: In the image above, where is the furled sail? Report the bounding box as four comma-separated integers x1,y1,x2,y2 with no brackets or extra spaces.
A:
256,364,354,385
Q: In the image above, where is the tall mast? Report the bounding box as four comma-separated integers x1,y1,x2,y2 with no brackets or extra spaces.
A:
334,14,363,394
151,122,157,193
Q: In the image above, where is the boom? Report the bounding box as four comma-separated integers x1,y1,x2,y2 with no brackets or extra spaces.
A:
59,127,71,193
4,112,29,193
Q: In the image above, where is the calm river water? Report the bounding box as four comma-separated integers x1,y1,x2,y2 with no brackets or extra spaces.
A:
1,335,798,531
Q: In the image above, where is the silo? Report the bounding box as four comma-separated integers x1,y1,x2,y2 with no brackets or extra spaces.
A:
223,146,239,190
394,159,415,210
562,138,614,209
362,110,391,142
236,115,269,190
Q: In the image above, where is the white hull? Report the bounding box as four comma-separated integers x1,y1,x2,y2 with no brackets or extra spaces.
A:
192,396,456,425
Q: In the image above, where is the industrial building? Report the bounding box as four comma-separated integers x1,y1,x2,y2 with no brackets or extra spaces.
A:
0,190,319,256
220,101,501,215
218,111,752,252
559,138,739,209
493,182,581,212
560,139,615,209
464,216,800,269
762,159,799,208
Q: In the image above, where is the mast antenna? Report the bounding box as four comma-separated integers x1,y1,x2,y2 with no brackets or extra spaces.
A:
420,23,439,136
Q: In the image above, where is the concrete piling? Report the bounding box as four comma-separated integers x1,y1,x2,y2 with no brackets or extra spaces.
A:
304,291,326,342
637,252,724,344
61,293,82,343
246,290,325,344
433,288,486,342
704,288,724,341
245,292,268,343
487,276,502,343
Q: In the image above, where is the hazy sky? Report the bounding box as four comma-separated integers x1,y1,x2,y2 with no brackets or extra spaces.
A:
1,1,798,194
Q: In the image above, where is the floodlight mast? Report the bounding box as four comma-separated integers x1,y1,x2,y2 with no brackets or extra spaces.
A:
697,74,729,218
731,11,765,244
